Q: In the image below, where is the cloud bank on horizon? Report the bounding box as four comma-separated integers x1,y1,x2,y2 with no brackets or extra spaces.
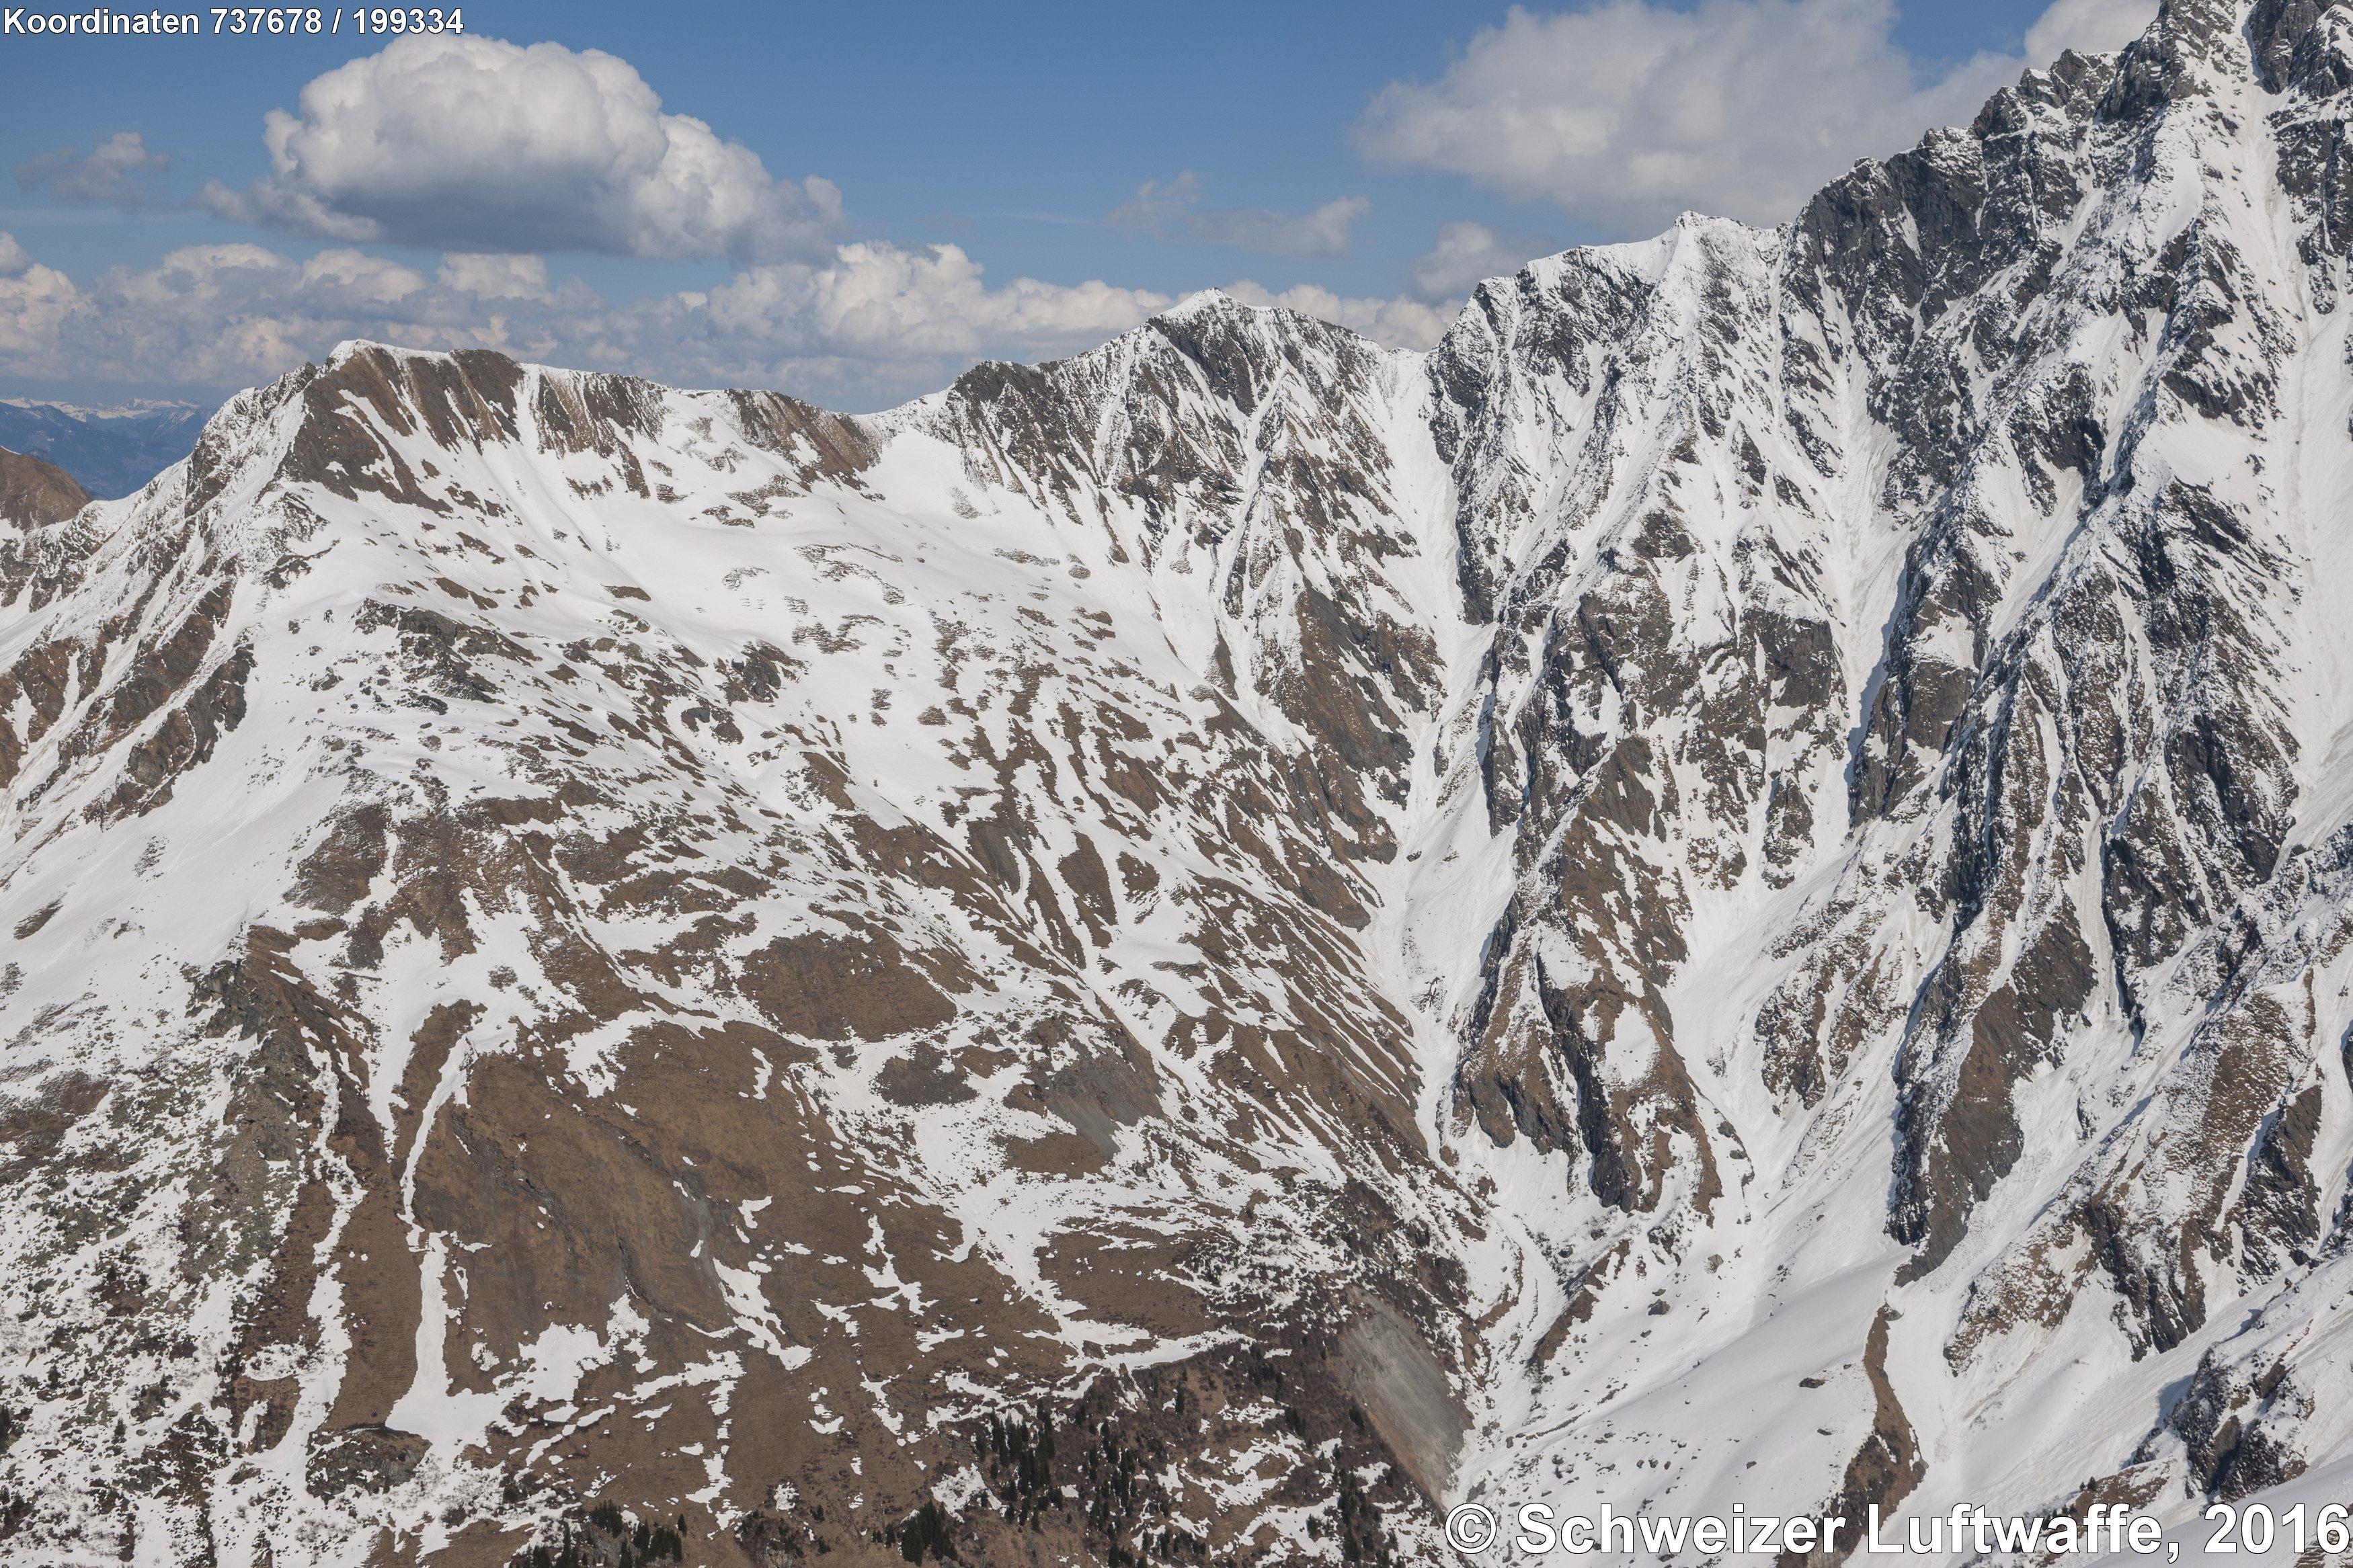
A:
0,0,2159,413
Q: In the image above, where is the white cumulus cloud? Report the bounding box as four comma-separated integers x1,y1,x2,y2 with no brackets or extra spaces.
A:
0,231,1460,413
13,132,173,208
686,242,1173,366
0,241,594,392
1406,221,1558,302
1356,0,2159,236
198,34,844,263
0,235,1162,409
0,237,79,365
2024,0,2163,58
437,253,555,301
1223,282,1454,352
1110,173,1371,261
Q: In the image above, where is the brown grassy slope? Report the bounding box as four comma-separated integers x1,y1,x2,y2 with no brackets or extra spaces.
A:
0,444,90,526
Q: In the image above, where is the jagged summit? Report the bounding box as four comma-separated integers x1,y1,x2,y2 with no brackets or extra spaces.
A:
1156,286,1244,319
9,1,2353,1563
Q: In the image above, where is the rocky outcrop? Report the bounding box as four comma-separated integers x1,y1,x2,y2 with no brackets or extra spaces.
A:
15,3,2353,1563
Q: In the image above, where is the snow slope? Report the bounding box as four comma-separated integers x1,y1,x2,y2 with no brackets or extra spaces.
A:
6,3,2353,1564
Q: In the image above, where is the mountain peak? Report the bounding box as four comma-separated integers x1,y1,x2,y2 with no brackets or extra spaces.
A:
1160,286,1238,318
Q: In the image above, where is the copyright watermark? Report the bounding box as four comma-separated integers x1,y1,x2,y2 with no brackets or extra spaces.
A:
1445,1503,1499,1553
1437,1501,2212,1558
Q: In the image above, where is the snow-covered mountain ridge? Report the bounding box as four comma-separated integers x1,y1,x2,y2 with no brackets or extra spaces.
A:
6,1,2353,1563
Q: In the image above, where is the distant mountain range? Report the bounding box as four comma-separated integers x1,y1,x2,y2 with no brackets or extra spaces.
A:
0,397,208,499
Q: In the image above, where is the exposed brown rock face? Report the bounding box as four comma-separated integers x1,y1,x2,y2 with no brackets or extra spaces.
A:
20,5,2353,1563
1779,1310,1924,1568
0,328,1478,1567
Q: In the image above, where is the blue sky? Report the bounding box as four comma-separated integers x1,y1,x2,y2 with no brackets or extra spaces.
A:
0,0,2157,410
